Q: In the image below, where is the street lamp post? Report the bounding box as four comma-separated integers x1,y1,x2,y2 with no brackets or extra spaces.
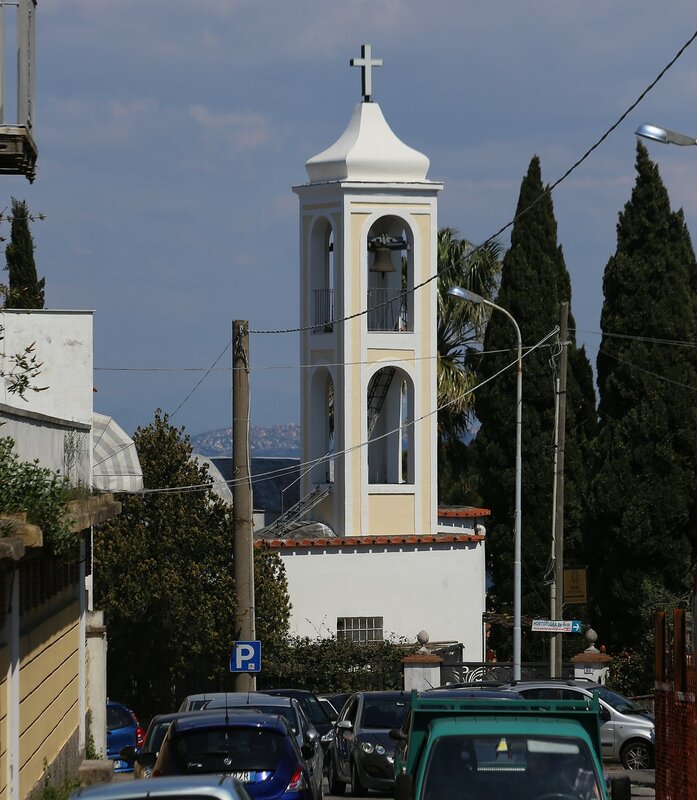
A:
448,286,523,681
635,123,697,147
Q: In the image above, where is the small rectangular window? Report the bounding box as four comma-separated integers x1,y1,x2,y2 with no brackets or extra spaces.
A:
337,616,383,642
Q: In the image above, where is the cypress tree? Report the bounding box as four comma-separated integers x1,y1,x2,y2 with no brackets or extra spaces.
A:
5,197,44,309
589,142,697,650
471,156,596,659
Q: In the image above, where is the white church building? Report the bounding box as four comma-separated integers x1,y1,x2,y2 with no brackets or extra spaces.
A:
257,46,489,659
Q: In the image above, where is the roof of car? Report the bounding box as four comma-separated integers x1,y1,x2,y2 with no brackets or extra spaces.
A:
205,694,293,709
422,687,525,699
505,680,598,690
71,775,249,800
172,711,291,734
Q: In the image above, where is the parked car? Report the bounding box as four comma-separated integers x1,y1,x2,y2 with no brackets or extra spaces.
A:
107,700,144,773
203,694,323,800
320,693,351,720
121,712,212,779
178,693,230,712
70,775,251,800
500,679,655,769
150,711,316,800
258,690,334,754
328,690,411,795
317,698,338,723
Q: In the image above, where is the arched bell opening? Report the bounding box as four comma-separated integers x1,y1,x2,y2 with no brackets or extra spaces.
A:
366,215,413,332
367,366,414,485
309,217,336,333
309,367,335,484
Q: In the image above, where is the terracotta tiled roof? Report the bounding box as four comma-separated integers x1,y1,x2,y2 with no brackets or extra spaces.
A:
438,507,491,518
257,532,485,549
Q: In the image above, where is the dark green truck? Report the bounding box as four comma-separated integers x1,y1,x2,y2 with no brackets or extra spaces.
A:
392,692,631,800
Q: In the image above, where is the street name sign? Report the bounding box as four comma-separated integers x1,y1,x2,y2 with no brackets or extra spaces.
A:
531,619,582,634
230,640,262,672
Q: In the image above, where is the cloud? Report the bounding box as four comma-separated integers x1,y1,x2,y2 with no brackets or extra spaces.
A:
189,105,274,152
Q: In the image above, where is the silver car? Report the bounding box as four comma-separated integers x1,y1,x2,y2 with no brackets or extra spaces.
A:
501,679,655,769
70,776,251,800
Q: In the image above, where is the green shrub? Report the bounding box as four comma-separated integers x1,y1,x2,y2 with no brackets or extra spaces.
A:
0,437,73,554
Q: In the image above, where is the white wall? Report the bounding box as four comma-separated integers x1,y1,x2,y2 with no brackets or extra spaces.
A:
278,541,486,660
1,310,93,425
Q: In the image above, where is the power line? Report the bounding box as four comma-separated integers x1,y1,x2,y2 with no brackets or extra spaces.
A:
249,29,697,337
141,327,559,495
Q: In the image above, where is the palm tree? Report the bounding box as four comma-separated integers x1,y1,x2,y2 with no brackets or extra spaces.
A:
436,228,502,441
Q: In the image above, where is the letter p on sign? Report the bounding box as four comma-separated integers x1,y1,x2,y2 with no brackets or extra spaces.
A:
230,640,261,672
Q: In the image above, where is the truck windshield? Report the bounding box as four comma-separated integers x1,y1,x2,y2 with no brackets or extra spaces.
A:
421,735,602,800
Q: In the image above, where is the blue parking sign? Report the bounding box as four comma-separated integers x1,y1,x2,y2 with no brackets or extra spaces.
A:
230,640,261,672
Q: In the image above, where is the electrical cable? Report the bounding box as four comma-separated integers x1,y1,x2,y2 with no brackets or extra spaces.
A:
248,29,697,337
142,326,559,495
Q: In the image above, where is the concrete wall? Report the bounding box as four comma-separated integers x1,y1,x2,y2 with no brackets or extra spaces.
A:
277,540,486,659
0,310,93,426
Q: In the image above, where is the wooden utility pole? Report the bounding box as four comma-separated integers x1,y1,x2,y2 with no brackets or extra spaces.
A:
232,321,256,691
551,302,569,677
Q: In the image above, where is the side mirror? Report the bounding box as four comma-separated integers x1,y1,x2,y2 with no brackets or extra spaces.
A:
306,728,320,743
394,773,413,800
136,751,157,768
610,775,631,800
301,743,315,760
119,745,137,761
336,720,352,730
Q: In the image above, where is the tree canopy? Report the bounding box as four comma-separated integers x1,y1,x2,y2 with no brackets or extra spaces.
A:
4,197,44,309
589,142,697,649
95,411,290,717
470,156,596,659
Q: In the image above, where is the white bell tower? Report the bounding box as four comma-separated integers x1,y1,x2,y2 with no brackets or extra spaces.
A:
293,45,442,538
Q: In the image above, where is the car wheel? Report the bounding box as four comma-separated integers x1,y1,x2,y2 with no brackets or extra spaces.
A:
620,739,654,770
351,760,366,797
328,756,346,795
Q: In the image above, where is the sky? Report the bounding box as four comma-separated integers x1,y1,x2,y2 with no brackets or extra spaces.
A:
4,1,697,437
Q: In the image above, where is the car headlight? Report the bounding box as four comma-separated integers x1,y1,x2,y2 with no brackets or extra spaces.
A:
361,742,374,754
321,730,335,743
386,756,394,765
375,745,385,755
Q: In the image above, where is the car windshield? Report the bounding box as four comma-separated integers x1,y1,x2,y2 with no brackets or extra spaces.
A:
173,727,285,774
593,686,646,714
421,735,602,800
360,698,410,729
297,696,330,727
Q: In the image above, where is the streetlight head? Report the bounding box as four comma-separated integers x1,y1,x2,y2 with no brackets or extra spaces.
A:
448,286,485,305
635,123,697,147
635,123,669,144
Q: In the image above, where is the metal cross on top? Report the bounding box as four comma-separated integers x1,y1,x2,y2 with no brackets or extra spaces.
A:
350,44,383,102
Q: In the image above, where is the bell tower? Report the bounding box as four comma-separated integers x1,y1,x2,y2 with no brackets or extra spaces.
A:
293,45,442,538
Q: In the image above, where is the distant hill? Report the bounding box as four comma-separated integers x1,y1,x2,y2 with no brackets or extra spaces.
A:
191,424,300,458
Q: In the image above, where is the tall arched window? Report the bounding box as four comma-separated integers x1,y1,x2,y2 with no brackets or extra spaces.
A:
309,367,335,484
309,218,335,333
366,215,413,332
367,366,414,484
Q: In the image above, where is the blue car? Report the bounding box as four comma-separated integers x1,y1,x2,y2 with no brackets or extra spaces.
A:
150,711,315,800
107,700,144,772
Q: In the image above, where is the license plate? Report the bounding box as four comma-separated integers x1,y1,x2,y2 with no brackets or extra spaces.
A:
228,772,252,782
112,760,127,771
